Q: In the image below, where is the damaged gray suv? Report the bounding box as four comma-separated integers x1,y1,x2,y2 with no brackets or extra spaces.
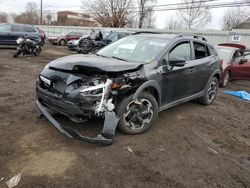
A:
36,33,221,145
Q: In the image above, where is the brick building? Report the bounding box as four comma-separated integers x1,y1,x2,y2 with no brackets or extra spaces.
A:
56,11,98,27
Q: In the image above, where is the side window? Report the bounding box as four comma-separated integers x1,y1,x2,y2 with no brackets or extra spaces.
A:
208,45,216,56
67,32,74,37
0,24,11,32
169,42,191,61
26,26,36,33
12,25,24,32
193,42,208,59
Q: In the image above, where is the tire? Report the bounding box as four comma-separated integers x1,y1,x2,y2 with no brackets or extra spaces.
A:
220,71,230,87
199,77,219,105
34,47,41,56
116,92,158,135
13,50,21,58
58,39,66,46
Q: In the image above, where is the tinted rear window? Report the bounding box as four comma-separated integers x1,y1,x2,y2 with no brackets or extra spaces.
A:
26,26,37,33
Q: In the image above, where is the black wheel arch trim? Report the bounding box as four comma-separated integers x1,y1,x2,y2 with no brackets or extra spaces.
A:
208,69,221,85
132,80,161,104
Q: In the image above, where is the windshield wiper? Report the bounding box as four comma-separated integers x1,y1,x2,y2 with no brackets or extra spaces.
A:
112,56,128,62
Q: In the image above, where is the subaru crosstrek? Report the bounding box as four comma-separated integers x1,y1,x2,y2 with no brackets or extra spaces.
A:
36,33,221,145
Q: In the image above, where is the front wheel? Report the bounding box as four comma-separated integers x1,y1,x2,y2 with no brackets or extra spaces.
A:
199,77,219,105
58,39,66,46
116,92,158,134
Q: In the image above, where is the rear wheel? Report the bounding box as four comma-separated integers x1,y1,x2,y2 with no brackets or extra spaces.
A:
34,47,41,56
116,92,158,134
59,39,66,46
199,77,219,105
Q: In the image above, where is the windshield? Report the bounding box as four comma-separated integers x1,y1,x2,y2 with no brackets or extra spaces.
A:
97,35,169,63
215,47,233,62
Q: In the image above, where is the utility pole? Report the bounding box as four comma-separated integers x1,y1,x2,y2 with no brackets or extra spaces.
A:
40,0,43,25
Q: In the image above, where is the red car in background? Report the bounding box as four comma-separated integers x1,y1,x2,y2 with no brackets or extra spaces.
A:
48,31,82,46
216,43,250,87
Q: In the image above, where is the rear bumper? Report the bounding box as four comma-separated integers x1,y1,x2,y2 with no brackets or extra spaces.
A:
36,100,119,145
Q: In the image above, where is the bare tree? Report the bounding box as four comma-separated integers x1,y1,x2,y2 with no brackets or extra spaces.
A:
82,0,134,28
13,2,39,24
166,15,183,30
137,0,156,28
177,0,211,30
221,7,249,30
0,12,8,23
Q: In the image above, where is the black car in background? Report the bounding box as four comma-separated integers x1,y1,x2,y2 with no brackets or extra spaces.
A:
0,23,45,46
77,31,133,54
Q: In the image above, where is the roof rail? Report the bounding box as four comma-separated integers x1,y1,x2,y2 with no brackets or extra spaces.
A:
132,31,162,35
176,33,207,41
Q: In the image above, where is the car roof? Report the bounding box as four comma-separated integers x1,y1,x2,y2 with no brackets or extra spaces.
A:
132,33,210,44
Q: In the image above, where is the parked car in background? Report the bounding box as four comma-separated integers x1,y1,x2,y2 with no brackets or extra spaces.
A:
48,31,82,46
77,31,133,54
68,35,88,50
0,23,45,46
216,43,250,87
36,33,221,145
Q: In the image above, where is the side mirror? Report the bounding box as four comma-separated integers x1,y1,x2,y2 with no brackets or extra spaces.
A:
239,58,248,64
169,57,186,67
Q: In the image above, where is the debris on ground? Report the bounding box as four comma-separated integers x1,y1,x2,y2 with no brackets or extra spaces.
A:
6,173,22,188
224,91,250,101
208,147,219,154
126,146,135,155
0,177,4,182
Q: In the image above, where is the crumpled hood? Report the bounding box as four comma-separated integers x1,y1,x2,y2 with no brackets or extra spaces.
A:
46,54,143,74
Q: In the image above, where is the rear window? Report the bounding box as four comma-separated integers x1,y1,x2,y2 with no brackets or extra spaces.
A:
26,26,37,33
215,47,233,62
193,42,209,59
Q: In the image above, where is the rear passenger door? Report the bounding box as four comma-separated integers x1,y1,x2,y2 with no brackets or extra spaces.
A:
189,41,212,93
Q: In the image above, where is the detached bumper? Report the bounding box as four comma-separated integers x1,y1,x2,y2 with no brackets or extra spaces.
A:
36,100,119,145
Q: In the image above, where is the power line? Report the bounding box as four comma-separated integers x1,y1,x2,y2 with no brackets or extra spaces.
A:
42,0,219,10
39,1,250,15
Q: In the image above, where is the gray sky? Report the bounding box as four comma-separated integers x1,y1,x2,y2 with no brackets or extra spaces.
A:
0,0,248,30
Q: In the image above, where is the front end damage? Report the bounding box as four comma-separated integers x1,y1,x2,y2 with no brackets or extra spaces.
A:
36,59,146,145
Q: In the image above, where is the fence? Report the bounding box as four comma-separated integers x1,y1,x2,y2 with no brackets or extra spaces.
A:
36,25,250,47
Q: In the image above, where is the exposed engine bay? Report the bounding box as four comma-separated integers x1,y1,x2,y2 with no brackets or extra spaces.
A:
36,59,147,145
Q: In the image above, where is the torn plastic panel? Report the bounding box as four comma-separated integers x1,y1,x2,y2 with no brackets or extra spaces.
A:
36,64,149,144
36,100,119,145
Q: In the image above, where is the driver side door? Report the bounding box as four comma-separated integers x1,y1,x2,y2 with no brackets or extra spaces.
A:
160,40,195,105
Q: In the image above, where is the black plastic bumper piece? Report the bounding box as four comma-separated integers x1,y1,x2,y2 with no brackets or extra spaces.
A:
36,100,119,145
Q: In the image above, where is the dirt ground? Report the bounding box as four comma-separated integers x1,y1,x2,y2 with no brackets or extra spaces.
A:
0,44,249,188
